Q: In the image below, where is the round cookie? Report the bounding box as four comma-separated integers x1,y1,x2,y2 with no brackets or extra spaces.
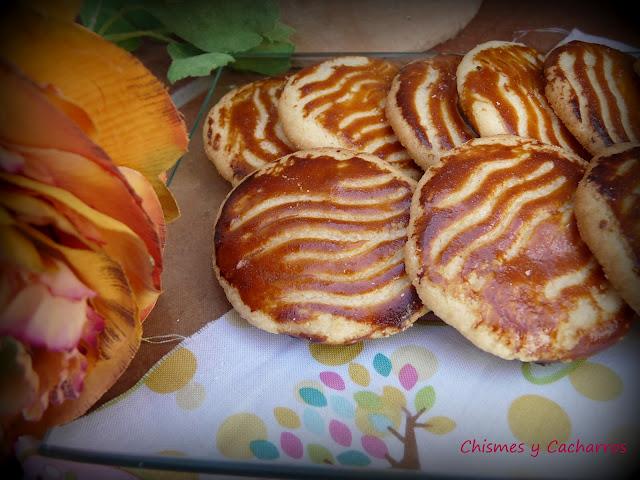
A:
457,41,586,158
214,148,427,344
203,77,294,185
278,56,422,179
544,41,640,156
386,55,476,169
575,143,640,315
405,135,632,361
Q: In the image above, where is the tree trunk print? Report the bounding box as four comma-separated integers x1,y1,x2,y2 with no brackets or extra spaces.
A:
384,406,427,470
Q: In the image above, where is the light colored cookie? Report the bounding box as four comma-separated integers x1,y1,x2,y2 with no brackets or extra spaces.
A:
405,135,632,361
575,143,640,315
457,41,586,158
214,148,427,344
386,55,476,169
203,77,294,185
278,56,422,179
544,41,640,156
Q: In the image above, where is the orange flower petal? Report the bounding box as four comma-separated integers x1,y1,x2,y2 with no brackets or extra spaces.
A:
0,6,188,220
119,167,166,250
1,173,160,312
0,64,163,281
8,224,141,437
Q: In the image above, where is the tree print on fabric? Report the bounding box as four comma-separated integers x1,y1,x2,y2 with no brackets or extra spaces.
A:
216,344,456,470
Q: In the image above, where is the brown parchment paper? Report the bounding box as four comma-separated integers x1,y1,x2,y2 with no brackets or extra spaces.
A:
95,0,640,407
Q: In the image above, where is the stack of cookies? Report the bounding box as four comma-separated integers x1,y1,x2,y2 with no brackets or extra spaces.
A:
205,40,639,362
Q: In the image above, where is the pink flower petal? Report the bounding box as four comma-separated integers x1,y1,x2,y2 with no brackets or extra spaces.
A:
37,259,95,301
82,306,105,347
23,348,87,421
0,284,90,351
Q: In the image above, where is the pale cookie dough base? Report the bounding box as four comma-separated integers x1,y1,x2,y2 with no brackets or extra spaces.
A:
575,144,640,315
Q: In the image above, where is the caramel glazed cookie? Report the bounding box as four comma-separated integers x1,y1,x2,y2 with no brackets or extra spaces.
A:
278,56,422,179
214,148,427,344
575,143,640,315
405,135,632,362
386,54,476,169
456,41,587,158
544,41,640,156
204,77,294,185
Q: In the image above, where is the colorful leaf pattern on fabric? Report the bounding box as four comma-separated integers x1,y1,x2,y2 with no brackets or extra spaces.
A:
215,343,453,470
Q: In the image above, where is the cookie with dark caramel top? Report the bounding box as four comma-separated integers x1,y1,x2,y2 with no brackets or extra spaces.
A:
405,135,631,361
204,78,294,185
544,41,640,156
457,41,586,158
214,148,427,343
386,55,476,169
278,56,422,179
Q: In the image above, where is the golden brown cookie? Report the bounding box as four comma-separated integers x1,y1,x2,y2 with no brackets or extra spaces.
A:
386,55,476,168
405,135,631,361
214,148,427,343
203,78,294,185
575,143,640,314
457,41,586,158
544,41,640,156
278,56,422,179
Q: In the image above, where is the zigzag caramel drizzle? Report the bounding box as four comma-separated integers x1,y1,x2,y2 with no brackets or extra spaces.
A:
544,41,640,154
215,153,423,333
206,78,293,184
411,139,631,360
291,58,421,178
459,43,587,158
587,145,640,270
394,55,476,154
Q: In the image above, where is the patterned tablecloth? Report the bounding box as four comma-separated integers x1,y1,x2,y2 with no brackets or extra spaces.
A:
25,309,640,479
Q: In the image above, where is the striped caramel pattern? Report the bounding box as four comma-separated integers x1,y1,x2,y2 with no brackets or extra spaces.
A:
205,78,293,184
544,41,640,154
587,144,640,269
215,151,423,336
392,55,475,158
458,42,586,158
287,57,421,179
410,138,630,360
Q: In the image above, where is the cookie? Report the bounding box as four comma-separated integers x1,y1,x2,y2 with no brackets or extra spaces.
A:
203,78,294,185
405,135,631,361
457,41,586,158
544,41,640,156
575,143,640,314
386,55,476,168
214,148,427,343
278,56,422,179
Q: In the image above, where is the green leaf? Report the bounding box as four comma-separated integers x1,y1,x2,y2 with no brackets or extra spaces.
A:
263,20,295,43
79,0,113,30
354,391,382,411
142,0,279,53
414,385,435,413
167,43,233,83
80,1,142,51
423,416,456,435
232,40,294,76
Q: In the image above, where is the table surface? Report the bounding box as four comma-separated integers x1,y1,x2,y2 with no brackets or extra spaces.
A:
95,0,640,407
